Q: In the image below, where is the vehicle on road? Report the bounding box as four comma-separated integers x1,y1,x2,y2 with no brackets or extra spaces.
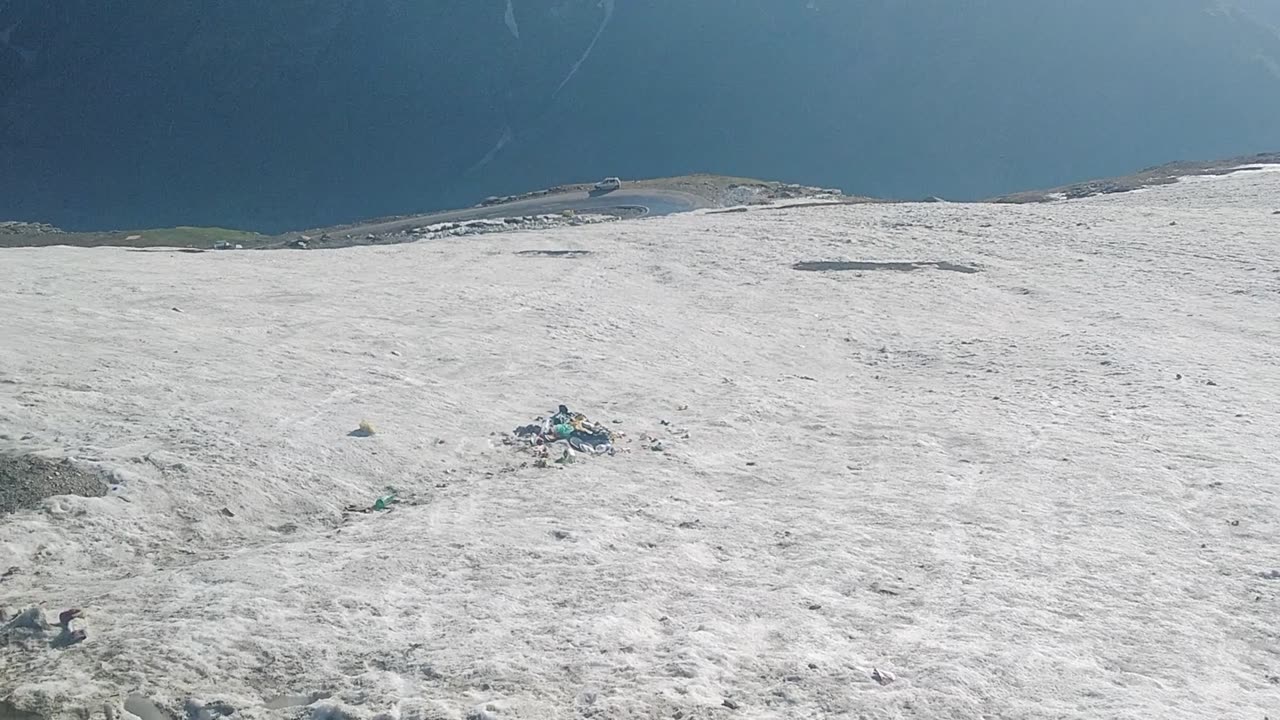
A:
594,177,622,192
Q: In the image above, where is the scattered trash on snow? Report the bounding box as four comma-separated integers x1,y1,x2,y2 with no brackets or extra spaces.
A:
342,488,401,515
509,404,617,461
372,491,398,511
52,608,87,647
870,667,896,685
1,606,87,649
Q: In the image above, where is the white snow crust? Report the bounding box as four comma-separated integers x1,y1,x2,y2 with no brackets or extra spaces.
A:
2,169,1278,719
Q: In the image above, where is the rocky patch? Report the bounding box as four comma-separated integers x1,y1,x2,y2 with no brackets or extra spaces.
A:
0,454,108,515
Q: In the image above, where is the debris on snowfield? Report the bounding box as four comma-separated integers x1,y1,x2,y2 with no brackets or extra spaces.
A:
3,164,1279,718
508,404,616,459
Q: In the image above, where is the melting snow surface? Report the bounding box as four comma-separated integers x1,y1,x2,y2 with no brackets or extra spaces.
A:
2,169,1279,719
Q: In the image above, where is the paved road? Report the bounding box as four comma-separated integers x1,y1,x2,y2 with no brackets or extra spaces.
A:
313,188,708,238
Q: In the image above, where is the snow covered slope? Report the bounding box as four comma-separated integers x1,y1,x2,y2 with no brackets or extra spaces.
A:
2,168,1279,719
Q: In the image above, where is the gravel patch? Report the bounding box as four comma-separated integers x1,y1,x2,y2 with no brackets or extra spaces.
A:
0,454,107,515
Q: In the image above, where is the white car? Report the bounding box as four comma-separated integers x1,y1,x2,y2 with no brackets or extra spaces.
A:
594,177,622,192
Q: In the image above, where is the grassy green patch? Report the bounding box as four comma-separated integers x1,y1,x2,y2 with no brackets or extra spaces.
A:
0,225,270,249
117,226,265,247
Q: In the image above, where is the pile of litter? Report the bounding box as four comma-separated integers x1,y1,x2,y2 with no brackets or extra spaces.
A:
507,404,617,466
1,606,87,650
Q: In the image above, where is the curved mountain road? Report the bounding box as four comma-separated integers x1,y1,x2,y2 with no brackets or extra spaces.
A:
316,188,709,239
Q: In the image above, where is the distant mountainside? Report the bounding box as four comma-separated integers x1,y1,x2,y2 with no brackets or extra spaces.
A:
1,0,1279,232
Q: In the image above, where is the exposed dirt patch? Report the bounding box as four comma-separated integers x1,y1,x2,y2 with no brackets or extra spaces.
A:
793,261,979,274
709,198,885,215
0,226,266,250
0,454,108,515
989,153,1280,203
514,250,593,258
757,198,887,211
477,175,847,209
